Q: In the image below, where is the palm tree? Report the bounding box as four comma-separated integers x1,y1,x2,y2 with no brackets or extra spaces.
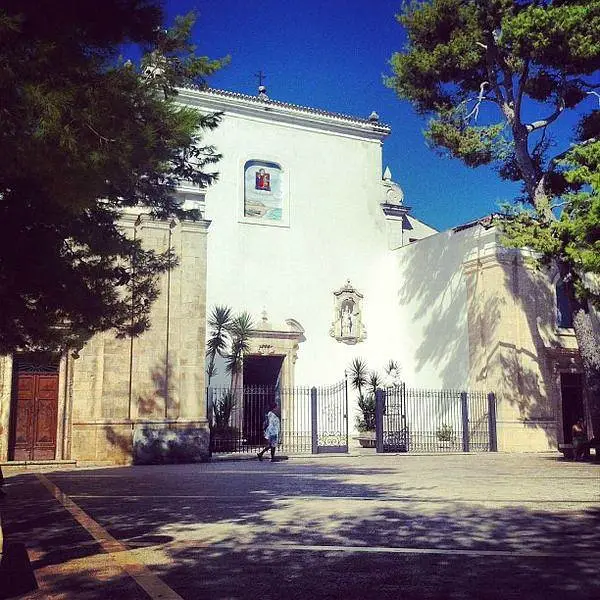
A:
206,305,232,386
348,357,368,401
225,311,254,391
367,370,382,398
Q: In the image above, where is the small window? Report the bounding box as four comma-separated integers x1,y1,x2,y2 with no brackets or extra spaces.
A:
556,281,573,328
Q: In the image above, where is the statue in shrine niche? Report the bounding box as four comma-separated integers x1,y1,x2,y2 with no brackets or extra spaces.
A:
255,168,271,191
330,281,366,345
340,300,354,337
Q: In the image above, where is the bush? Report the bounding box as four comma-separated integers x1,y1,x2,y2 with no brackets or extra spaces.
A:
211,390,235,429
436,423,454,442
356,394,376,432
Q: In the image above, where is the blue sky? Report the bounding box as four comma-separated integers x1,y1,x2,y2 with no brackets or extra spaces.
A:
164,0,534,231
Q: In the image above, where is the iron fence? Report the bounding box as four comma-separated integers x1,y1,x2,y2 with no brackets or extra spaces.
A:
375,386,497,453
207,381,348,455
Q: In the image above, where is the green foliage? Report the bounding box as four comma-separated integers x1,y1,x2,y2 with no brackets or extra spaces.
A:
426,108,506,167
501,140,600,307
348,357,369,400
206,306,254,389
225,311,254,386
212,390,236,429
0,1,227,353
356,394,376,432
206,305,233,385
388,0,600,199
367,370,383,397
436,423,454,442
349,358,402,432
388,0,600,310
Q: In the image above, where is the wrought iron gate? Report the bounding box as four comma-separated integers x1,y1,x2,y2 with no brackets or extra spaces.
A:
375,386,497,453
311,380,348,453
207,381,348,455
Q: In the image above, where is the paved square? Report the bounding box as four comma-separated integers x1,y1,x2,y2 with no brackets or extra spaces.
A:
1,453,599,599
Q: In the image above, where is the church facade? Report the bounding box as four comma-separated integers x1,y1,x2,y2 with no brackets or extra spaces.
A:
0,87,585,465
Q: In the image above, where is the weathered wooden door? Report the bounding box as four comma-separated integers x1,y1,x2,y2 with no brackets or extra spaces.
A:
10,367,59,461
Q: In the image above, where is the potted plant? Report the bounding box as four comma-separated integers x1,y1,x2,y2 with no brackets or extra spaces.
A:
210,390,239,452
206,306,253,452
349,358,404,448
436,423,454,451
356,393,377,447
349,358,377,447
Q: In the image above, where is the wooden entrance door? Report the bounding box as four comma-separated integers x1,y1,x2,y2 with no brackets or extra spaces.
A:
10,370,59,461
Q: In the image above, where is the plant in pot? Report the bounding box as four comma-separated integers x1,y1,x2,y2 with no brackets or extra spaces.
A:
356,393,377,447
436,423,454,451
349,358,378,447
206,306,254,452
210,390,239,452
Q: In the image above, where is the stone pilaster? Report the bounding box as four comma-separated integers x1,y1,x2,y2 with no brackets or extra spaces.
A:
464,235,559,451
0,355,13,462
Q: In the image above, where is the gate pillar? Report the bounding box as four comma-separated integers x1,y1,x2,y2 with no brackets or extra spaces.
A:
488,392,498,452
375,388,385,453
461,392,470,452
310,387,318,454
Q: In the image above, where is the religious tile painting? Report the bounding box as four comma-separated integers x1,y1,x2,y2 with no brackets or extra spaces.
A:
244,160,283,221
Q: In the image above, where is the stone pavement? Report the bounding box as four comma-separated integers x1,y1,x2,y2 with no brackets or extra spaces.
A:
0,452,599,599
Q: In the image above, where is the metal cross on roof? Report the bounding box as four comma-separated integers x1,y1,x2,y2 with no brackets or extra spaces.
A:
255,70,266,87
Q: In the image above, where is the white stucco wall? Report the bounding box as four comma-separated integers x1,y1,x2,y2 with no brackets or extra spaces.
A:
184,90,416,391
391,227,478,390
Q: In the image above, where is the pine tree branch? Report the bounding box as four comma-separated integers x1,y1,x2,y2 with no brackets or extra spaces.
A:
464,82,490,122
549,138,598,167
572,78,600,90
85,122,116,144
515,60,530,117
481,34,506,110
587,91,600,108
525,98,566,133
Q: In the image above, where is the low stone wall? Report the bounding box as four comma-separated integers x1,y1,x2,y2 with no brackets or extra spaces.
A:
133,421,210,464
71,420,210,465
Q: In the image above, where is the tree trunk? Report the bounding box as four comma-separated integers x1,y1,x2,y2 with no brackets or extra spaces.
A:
572,308,600,438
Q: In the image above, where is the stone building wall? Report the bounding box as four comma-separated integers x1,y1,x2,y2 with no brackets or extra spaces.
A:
66,212,211,465
393,222,581,452
463,234,581,451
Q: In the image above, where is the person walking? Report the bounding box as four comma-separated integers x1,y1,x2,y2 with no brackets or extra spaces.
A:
257,403,280,462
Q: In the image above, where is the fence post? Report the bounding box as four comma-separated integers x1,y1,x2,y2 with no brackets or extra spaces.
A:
487,392,498,452
460,391,470,452
311,386,318,454
344,374,349,451
206,387,213,457
375,388,385,453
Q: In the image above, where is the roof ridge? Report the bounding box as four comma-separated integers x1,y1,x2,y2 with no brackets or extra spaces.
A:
179,84,391,129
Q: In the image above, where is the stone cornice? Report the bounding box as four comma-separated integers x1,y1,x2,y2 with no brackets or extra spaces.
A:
177,87,391,142
381,203,411,219
118,208,211,232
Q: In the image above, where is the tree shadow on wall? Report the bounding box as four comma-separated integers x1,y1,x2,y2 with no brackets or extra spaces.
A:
396,225,562,446
101,358,206,465
396,228,491,389
2,460,599,599
477,254,563,446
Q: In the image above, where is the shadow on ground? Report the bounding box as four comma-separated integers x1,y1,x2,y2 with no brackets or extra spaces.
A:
1,460,599,599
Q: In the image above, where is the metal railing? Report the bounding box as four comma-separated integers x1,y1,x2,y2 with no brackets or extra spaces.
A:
375,386,497,453
207,381,348,455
